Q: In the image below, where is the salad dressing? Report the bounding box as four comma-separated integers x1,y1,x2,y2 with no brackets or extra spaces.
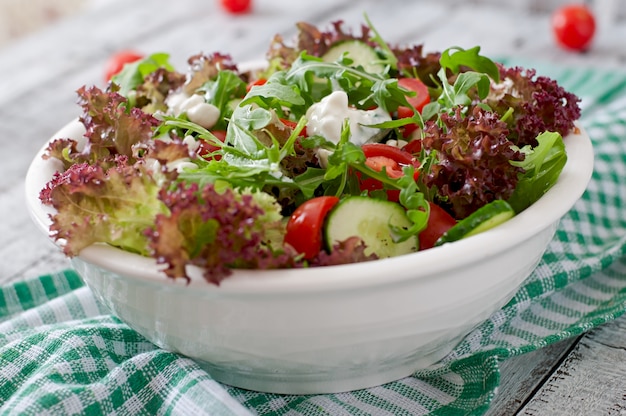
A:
488,77,518,101
305,91,391,146
166,91,220,129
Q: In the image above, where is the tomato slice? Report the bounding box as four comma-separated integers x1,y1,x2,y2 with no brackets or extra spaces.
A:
104,50,144,82
364,156,404,179
362,143,415,166
418,202,457,250
279,118,307,137
396,78,430,138
358,144,419,201
197,130,226,160
402,139,422,155
284,196,340,259
246,78,267,92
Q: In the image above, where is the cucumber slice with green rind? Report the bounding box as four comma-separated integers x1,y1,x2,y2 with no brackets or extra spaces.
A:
322,40,385,75
435,200,515,246
324,196,417,258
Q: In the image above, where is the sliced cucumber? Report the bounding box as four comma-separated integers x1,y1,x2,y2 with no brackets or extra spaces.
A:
436,200,515,246
322,40,385,75
324,196,417,258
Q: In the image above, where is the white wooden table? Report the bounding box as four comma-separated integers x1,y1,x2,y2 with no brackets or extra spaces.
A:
1,0,625,414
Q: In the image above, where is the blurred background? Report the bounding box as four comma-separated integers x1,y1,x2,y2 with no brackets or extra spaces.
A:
0,0,622,49
0,0,88,48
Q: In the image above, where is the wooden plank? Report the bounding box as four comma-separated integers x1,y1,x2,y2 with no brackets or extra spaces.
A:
0,180,70,284
517,314,626,415
485,338,580,416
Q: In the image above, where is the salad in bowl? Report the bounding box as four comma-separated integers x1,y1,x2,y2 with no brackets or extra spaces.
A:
26,18,593,394
36,19,581,285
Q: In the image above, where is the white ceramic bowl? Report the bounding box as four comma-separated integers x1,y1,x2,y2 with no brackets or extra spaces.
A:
25,119,594,394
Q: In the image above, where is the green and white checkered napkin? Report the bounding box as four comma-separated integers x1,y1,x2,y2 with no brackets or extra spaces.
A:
2,63,626,416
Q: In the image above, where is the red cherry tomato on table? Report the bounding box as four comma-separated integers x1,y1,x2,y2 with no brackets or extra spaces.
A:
104,50,144,82
220,0,252,14
396,77,431,138
418,202,457,251
284,196,340,260
552,4,596,52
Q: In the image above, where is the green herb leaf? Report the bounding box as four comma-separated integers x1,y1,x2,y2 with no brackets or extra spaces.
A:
293,168,327,198
112,53,174,97
390,166,429,242
507,131,567,213
453,71,492,103
225,105,274,156
440,46,500,82
363,13,397,71
240,71,306,116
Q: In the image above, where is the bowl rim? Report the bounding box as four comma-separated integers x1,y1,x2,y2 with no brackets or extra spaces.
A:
25,119,594,294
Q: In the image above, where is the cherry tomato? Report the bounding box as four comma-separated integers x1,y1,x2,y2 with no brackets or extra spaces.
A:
396,78,430,138
220,0,252,14
104,50,144,82
402,139,422,155
280,118,307,137
364,156,404,179
197,130,226,160
246,78,267,92
552,4,596,52
284,196,340,259
362,143,415,166
359,144,419,202
418,202,457,250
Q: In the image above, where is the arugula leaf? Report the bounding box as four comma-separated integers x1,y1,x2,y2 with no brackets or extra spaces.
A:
293,168,327,199
240,71,306,116
426,46,500,119
179,158,294,191
176,112,307,202
300,134,337,151
436,68,493,112
157,115,226,149
390,165,429,242
112,53,174,97
324,120,364,196
421,101,441,122
363,12,397,71
366,117,419,130
224,69,310,159
453,71,492,104
507,131,567,213
225,106,274,156
440,46,500,82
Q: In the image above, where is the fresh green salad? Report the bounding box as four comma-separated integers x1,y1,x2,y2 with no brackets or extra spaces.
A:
40,18,581,284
